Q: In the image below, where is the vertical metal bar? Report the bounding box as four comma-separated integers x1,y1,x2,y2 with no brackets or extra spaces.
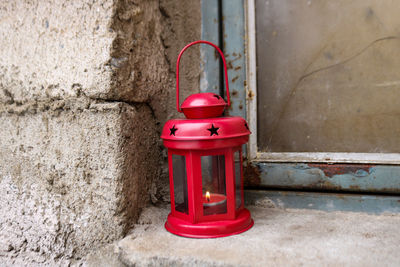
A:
221,0,247,158
187,151,198,223
240,148,245,208
218,0,225,98
245,0,258,160
168,151,176,215
200,0,221,95
222,0,246,119
225,148,236,219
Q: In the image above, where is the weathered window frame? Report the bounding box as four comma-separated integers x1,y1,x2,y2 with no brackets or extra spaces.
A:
245,0,400,165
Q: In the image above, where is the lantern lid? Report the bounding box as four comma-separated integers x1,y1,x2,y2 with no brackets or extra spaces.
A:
161,116,250,141
180,92,227,119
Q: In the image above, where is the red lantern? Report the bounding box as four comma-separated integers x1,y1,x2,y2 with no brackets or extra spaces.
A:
161,40,253,238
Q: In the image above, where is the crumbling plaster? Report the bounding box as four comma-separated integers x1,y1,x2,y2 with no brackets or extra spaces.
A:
0,100,158,264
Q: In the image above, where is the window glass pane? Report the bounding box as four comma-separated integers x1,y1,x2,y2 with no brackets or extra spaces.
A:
172,155,188,214
201,155,227,216
234,150,242,209
256,0,400,152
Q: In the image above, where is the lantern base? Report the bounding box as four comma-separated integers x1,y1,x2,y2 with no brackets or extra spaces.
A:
165,208,254,238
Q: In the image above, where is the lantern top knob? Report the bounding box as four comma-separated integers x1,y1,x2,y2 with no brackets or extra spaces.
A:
181,92,226,119
176,40,231,118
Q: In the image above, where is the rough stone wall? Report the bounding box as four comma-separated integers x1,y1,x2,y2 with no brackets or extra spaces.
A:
150,0,202,204
0,1,115,102
0,0,200,114
0,100,158,265
0,0,200,265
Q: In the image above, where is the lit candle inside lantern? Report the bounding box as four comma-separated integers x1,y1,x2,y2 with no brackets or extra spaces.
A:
203,191,227,207
206,191,211,202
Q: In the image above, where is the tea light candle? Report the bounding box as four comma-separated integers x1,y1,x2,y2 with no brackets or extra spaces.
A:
203,191,227,207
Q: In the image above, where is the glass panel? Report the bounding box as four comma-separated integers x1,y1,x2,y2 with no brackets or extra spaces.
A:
201,155,227,216
256,0,400,152
234,150,242,209
172,155,188,214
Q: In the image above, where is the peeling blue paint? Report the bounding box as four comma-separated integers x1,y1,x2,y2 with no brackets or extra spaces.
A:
221,0,247,157
254,163,400,193
222,0,246,119
200,0,220,95
354,169,369,177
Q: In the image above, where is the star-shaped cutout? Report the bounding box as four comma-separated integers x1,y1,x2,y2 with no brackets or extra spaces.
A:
244,122,249,130
207,124,219,136
169,125,178,136
213,94,221,100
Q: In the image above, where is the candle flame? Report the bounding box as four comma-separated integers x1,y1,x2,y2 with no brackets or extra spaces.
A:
206,191,210,202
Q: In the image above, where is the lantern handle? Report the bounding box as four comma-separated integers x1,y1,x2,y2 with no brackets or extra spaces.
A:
176,40,230,113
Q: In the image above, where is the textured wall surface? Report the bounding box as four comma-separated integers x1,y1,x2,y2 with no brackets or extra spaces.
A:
149,0,202,204
0,0,201,265
0,0,199,107
0,100,158,265
0,0,115,102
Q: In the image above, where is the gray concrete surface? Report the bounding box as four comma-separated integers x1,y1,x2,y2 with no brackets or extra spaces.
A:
0,0,115,102
0,100,159,265
86,204,400,266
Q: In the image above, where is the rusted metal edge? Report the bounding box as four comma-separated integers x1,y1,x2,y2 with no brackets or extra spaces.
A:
245,190,400,214
222,0,248,157
255,152,400,165
244,0,257,161
244,162,400,194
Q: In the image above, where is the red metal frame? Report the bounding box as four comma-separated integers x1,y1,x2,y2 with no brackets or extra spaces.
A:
166,146,253,237
239,148,245,211
195,149,235,222
168,150,191,222
169,148,243,223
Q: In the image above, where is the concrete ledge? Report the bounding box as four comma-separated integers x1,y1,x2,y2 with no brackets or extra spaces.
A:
0,0,115,102
86,204,400,266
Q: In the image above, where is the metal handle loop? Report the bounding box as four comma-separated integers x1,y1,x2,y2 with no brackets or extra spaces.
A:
176,40,231,113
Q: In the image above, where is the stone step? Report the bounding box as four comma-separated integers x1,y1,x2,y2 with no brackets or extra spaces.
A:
84,204,400,266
